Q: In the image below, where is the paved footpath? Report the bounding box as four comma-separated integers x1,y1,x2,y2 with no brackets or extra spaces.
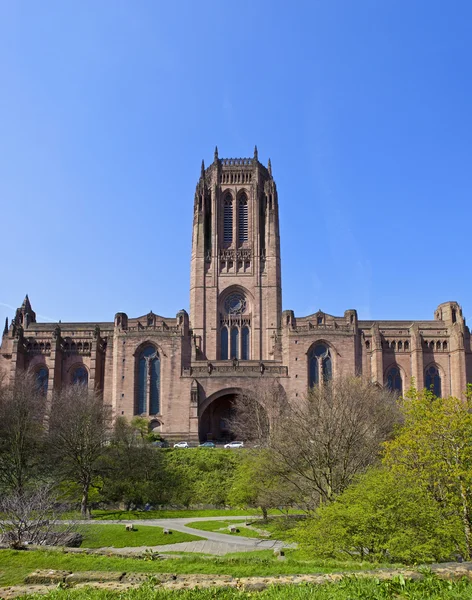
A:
72,516,293,556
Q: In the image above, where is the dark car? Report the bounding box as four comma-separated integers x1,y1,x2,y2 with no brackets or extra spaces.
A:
199,441,216,448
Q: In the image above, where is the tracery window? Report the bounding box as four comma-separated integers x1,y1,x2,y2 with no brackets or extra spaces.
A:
224,195,233,243
308,343,332,387
72,366,88,386
386,366,402,394
219,291,250,360
238,194,248,243
136,345,160,415
36,367,48,395
425,365,441,397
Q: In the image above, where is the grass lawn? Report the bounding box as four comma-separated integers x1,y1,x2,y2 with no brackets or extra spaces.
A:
79,524,203,548
0,549,392,587
185,520,264,539
7,574,472,599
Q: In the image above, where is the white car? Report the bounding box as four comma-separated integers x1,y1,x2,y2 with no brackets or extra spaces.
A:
224,441,244,449
173,441,189,448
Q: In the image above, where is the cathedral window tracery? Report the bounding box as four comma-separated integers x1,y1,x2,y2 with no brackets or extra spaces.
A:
308,343,332,387
36,366,48,395
136,345,160,415
72,366,88,386
238,194,248,243
386,365,402,394
219,291,250,360
223,195,233,243
425,365,441,397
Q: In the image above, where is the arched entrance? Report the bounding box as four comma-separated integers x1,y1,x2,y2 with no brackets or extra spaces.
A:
198,386,272,443
199,392,238,442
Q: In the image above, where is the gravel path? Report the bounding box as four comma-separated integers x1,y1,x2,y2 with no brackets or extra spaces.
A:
71,516,293,555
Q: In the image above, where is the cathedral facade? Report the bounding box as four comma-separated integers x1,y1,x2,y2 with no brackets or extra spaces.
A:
1,148,471,441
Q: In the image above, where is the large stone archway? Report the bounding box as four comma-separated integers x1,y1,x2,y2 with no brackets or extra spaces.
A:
199,393,236,442
198,386,273,443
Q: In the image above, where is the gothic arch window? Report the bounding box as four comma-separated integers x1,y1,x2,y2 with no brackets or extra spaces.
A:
386,365,402,395
136,345,160,415
219,290,250,360
36,366,48,395
238,194,248,243
221,327,229,360
72,365,88,386
308,343,332,387
223,195,233,243
425,365,441,397
241,326,250,360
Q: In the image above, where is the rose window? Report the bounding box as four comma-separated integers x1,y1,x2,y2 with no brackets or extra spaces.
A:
224,293,246,315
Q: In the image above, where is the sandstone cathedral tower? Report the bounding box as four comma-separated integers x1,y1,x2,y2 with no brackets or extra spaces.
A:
1,148,471,441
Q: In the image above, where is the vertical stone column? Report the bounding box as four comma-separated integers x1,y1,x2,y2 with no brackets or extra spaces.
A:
450,325,467,398
410,324,423,390
48,325,63,398
370,324,383,385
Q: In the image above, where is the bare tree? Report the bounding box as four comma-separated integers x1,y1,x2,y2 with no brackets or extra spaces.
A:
230,379,286,443
272,377,401,508
0,484,80,549
232,376,401,510
0,371,47,494
48,385,112,518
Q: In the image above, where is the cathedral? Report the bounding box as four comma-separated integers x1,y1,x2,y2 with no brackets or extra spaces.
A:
1,147,471,441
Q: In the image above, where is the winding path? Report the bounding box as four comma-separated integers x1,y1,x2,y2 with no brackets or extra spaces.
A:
74,516,293,556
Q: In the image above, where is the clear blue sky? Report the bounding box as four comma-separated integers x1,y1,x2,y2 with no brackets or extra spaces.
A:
1,0,471,329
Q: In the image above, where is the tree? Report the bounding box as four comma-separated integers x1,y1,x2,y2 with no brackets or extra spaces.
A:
230,380,285,444
0,371,47,494
232,376,400,509
48,385,112,518
101,417,166,509
0,484,79,549
384,385,472,559
295,467,458,563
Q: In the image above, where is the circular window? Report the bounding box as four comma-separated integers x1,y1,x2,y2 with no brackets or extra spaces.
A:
224,293,246,315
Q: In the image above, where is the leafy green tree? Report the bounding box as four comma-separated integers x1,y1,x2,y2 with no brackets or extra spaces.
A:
100,417,166,509
295,467,458,563
384,385,472,559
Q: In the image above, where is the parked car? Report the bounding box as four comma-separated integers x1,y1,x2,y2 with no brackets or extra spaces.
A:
152,440,169,448
224,441,244,449
173,441,189,448
199,441,216,448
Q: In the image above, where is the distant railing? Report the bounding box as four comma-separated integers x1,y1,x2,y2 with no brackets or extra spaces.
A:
220,158,253,166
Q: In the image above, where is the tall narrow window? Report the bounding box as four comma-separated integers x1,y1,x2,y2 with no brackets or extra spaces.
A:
308,344,332,387
136,346,160,415
221,327,229,360
72,366,88,386
386,366,402,394
36,367,48,395
425,365,441,397
238,194,248,243
241,326,250,360
224,196,233,243
230,327,239,359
